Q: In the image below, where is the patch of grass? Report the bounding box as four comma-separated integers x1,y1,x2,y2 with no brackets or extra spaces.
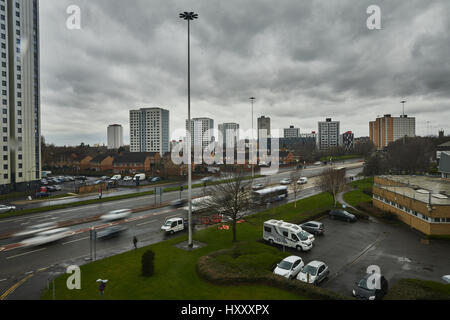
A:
320,155,362,162
343,177,374,207
384,279,450,300
41,192,335,300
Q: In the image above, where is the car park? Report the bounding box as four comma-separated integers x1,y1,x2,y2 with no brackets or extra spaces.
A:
297,261,329,285
300,221,324,235
100,209,132,221
329,209,357,222
297,177,308,185
280,178,292,185
97,226,128,240
0,204,16,213
22,228,72,247
352,272,389,300
273,256,304,279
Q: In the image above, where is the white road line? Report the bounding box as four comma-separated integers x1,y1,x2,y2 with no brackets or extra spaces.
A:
0,278,7,282
6,247,47,260
25,271,34,275
62,237,89,245
136,219,158,227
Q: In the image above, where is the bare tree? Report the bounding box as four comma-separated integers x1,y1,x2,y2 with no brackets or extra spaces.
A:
318,167,347,207
203,169,254,242
290,169,303,208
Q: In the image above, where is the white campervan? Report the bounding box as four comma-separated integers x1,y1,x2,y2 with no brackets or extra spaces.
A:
133,173,146,181
264,220,313,252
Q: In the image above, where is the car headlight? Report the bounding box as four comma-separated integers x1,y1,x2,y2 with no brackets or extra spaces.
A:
352,290,356,296
369,296,376,300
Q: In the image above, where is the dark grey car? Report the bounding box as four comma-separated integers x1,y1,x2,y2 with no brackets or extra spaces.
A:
352,273,389,300
300,221,324,235
329,209,357,222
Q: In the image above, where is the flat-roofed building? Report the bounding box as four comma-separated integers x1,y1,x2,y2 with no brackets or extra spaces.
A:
373,175,450,236
369,114,416,150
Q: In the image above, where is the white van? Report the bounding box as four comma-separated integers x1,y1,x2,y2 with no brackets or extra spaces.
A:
161,217,186,234
264,220,313,252
133,173,146,181
111,175,122,181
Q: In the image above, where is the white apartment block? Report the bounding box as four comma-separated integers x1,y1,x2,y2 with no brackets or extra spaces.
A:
393,115,416,142
218,122,239,148
186,117,214,149
0,0,41,191
284,126,300,138
318,118,340,151
130,108,169,155
107,124,124,150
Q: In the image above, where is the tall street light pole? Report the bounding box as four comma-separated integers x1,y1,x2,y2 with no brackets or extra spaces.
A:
180,11,198,248
250,97,256,178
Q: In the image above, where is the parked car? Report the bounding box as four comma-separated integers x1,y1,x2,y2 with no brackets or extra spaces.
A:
100,209,132,221
110,175,122,181
101,176,110,181
40,179,49,186
22,228,72,247
300,221,324,236
299,229,315,243
252,183,265,191
75,176,87,181
297,177,308,185
297,261,329,285
123,176,133,182
280,178,292,185
35,192,50,198
94,180,104,185
97,226,128,240
201,177,212,183
54,185,62,191
151,177,162,183
329,209,357,222
0,204,16,214
273,256,304,280
47,185,57,192
352,273,389,300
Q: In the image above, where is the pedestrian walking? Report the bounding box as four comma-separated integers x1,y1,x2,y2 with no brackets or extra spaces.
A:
97,279,108,296
133,236,138,249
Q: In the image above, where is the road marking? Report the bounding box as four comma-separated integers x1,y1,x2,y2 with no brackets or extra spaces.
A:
6,247,47,260
136,219,158,227
0,279,6,282
25,271,34,275
62,237,89,245
0,273,34,300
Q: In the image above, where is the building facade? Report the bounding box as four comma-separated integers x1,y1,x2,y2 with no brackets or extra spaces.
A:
218,122,239,148
107,124,123,150
186,117,214,149
0,0,41,192
257,116,271,147
130,108,169,156
318,118,340,151
339,131,354,151
283,126,300,138
373,175,450,236
369,114,416,150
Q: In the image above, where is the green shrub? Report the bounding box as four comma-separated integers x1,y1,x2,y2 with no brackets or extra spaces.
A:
357,202,399,223
141,250,155,277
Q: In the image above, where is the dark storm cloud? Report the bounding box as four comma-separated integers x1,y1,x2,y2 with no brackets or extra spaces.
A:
39,0,450,145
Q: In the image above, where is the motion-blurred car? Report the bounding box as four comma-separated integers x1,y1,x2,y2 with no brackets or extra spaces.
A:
201,177,212,183
252,183,265,191
0,204,16,213
22,228,72,247
280,178,292,185
329,209,357,222
170,199,187,208
313,161,322,166
297,261,329,285
297,177,308,185
151,177,162,183
97,226,128,240
273,256,304,280
123,176,133,182
352,273,389,300
14,222,58,238
100,209,132,221
300,221,324,235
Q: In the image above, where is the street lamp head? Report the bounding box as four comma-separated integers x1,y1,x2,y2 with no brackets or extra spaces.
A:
179,12,199,20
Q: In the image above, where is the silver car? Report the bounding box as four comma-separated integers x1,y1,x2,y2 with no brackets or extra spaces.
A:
297,261,329,285
0,204,16,214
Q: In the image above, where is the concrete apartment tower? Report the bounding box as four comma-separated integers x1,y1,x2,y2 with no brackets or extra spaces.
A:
107,124,124,149
218,122,239,148
318,118,340,151
369,114,416,150
284,125,300,138
0,0,41,192
186,117,214,149
130,108,170,155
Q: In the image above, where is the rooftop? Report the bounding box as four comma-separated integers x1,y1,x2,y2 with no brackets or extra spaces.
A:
376,175,450,205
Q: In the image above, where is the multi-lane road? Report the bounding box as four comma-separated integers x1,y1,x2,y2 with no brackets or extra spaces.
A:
0,161,363,300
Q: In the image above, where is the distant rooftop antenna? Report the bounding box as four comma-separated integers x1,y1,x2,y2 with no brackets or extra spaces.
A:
401,100,406,117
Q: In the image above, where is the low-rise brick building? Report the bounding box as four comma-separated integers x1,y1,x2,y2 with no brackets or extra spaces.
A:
373,175,450,236
112,152,161,175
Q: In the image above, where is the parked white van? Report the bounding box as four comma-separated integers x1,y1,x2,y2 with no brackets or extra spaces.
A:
133,173,146,181
264,220,313,252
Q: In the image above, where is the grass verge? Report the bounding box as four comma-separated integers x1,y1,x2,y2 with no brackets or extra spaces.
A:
384,279,450,300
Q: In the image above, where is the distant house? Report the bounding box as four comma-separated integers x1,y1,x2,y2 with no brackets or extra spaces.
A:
439,152,450,180
113,152,161,175
90,154,115,172
79,156,94,171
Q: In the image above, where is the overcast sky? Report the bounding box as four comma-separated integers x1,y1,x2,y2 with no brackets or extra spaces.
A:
39,0,450,146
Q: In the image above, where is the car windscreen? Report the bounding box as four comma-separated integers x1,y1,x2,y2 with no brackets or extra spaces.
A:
278,260,293,270
298,232,309,241
302,265,318,276
358,278,373,290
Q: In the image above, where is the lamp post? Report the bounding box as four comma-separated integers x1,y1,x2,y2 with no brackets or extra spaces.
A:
179,11,198,248
250,97,256,178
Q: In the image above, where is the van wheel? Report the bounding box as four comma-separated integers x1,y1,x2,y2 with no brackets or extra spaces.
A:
170,230,174,235
269,239,274,245
296,245,303,252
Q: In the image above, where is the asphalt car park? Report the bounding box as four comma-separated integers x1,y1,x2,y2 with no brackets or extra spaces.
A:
270,216,450,298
